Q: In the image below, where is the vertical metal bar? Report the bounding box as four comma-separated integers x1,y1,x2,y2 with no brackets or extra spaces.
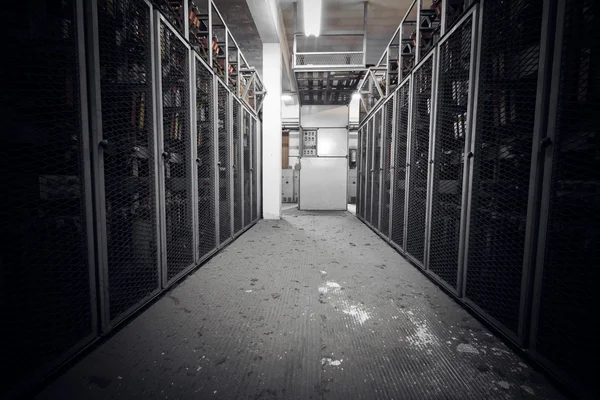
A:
363,1,368,66
183,0,189,39
529,0,564,352
440,0,448,35
79,0,99,334
377,107,385,229
213,75,220,246
208,0,213,70
86,0,110,328
154,13,169,288
388,91,398,238
229,91,235,237
225,28,229,90
415,0,422,65
423,48,438,272
364,119,370,219
149,3,162,295
240,105,245,230
190,48,199,263
456,5,480,296
249,112,253,224
403,74,415,251
369,117,376,224
461,0,484,298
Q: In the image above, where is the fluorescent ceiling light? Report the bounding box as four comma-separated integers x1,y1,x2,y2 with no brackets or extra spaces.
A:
352,92,361,100
281,94,293,101
304,0,321,37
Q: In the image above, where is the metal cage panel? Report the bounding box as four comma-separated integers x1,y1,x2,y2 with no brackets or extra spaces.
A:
381,98,394,237
251,117,258,222
371,110,383,230
1,0,95,393
98,0,160,321
428,12,474,291
405,55,435,266
464,0,544,335
365,120,373,224
533,0,600,394
232,99,242,234
294,52,365,68
359,127,368,219
196,58,216,259
158,18,194,283
391,79,411,250
243,109,252,228
217,83,232,243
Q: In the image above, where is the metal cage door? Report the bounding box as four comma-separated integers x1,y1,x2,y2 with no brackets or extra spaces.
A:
405,52,436,268
232,99,243,235
1,0,97,394
156,13,195,286
380,97,395,238
217,82,232,243
390,78,411,251
195,56,217,260
243,110,252,228
371,110,383,230
95,0,161,325
427,8,477,294
530,0,600,396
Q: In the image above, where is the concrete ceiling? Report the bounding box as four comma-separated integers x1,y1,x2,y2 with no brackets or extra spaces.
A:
214,0,414,91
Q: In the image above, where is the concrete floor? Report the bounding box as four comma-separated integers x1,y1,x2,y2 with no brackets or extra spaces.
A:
37,209,565,400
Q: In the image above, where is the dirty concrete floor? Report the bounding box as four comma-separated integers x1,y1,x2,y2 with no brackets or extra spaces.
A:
37,210,566,399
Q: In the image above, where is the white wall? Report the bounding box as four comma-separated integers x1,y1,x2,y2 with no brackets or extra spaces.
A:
262,43,282,219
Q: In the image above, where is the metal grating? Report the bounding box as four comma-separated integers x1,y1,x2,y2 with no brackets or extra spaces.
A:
160,21,194,281
391,80,411,249
98,0,159,319
251,118,258,222
365,120,373,224
296,70,365,106
428,14,473,290
196,58,216,259
405,56,434,266
295,52,364,67
380,98,394,237
535,0,599,393
218,84,231,243
465,0,542,334
243,110,252,227
232,100,242,234
1,0,93,393
371,110,383,230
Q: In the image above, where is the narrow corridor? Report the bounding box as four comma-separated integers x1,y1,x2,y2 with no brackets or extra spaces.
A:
38,209,564,399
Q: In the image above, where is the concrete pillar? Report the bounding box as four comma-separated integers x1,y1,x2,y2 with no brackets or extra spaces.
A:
262,43,282,219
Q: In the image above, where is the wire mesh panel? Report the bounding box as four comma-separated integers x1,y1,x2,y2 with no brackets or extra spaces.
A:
1,0,94,394
159,19,194,281
356,128,363,218
365,120,373,224
243,110,252,228
251,117,258,222
534,0,599,394
391,79,411,249
464,0,543,334
371,110,383,230
218,83,231,243
428,13,473,291
98,0,159,320
232,100,242,234
381,99,394,237
405,56,434,266
196,58,216,259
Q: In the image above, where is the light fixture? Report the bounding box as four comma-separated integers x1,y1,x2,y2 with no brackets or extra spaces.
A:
304,0,322,37
352,92,361,100
281,94,293,101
